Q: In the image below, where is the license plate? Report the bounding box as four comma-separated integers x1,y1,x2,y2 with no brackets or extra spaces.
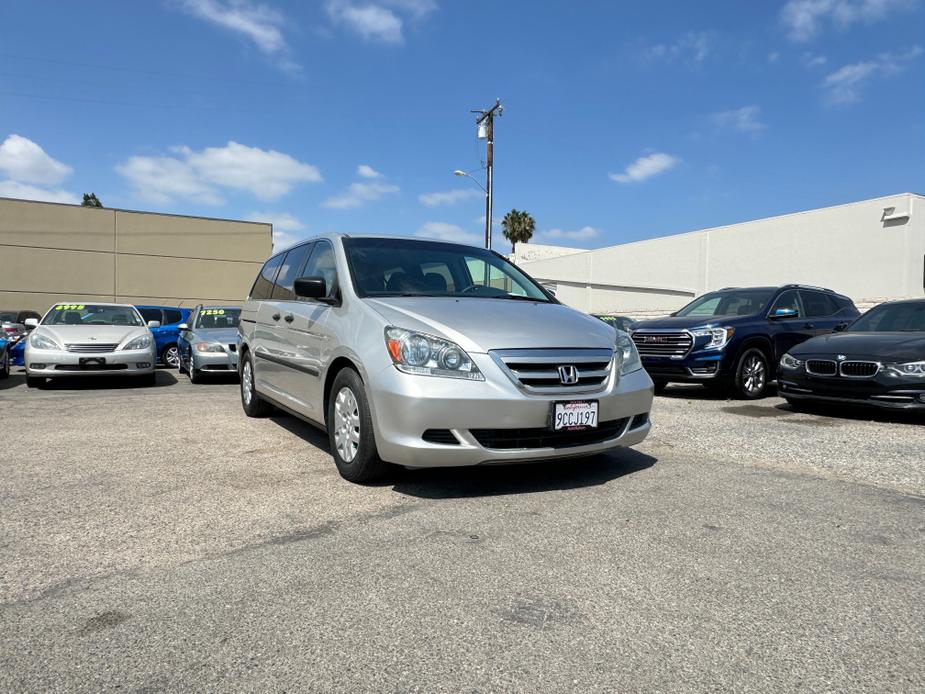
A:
552,400,598,431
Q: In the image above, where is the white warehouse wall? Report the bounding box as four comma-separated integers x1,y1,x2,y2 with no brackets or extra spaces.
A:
517,193,924,316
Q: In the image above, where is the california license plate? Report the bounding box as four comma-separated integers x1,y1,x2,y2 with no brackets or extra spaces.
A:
552,400,598,431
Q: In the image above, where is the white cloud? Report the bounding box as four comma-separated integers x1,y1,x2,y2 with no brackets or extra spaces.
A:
415,221,481,245
0,180,80,205
419,188,480,207
326,1,404,43
322,181,399,209
357,164,383,178
609,153,680,184
821,46,922,104
643,31,713,64
802,52,828,67
535,226,600,243
711,105,767,134
246,211,306,231
325,0,436,43
768,51,781,64
116,141,322,206
781,0,915,42
271,230,299,251
0,134,72,185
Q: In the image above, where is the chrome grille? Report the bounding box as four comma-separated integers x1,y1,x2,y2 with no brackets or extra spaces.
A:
806,359,837,376
65,343,118,353
491,348,613,394
631,331,692,358
839,361,879,378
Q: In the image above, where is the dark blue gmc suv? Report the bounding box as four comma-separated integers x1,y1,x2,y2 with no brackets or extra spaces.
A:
631,285,859,399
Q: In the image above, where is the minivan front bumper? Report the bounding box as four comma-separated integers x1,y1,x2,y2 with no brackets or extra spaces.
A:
369,356,654,468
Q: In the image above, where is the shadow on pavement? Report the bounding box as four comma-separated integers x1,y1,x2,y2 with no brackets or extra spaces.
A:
776,400,924,426
657,382,779,401
0,372,25,391
33,370,179,390
391,448,657,499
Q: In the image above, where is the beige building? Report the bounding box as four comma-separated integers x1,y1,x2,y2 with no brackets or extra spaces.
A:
0,197,272,313
516,193,924,317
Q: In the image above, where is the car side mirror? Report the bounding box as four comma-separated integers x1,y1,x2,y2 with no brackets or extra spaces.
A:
178,323,188,331
770,308,799,320
833,322,849,332
147,320,161,328
294,276,328,300
24,318,38,327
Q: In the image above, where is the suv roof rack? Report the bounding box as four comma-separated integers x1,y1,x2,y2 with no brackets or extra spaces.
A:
782,283,834,292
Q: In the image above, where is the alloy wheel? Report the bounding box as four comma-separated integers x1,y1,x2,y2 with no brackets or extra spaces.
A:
742,354,766,395
164,345,180,368
333,386,360,463
242,360,253,406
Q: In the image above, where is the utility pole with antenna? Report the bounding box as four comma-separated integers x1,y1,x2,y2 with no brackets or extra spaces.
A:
472,99,502,250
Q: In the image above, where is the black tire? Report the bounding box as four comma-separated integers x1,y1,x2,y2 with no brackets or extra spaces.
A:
161,343,180,369
26,375,44,388
0,348,9,379
326,368,389,483
652,379,668,394
733,347,770,400
240,351,272,417
189,363,202,384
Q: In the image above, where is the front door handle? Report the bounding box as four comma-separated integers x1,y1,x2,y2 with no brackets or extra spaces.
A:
271,313,281,321
284,314,294,323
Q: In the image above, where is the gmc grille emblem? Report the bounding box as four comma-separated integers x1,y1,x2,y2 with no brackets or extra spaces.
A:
557,364,579,385
645,336,668,343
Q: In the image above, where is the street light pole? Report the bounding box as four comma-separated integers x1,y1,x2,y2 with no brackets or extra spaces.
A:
472,99,502,250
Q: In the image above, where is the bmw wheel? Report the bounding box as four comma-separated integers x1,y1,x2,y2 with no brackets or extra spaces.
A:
734,347,769,400
327,368,388,483
240,351,272,417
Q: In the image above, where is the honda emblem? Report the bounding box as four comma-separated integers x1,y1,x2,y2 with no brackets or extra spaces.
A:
557,365,579,385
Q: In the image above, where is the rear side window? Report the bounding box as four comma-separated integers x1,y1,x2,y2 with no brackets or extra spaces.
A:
138,308,163,324
271,243,314,300
250,255,285,300
163,309,183,325
800,290,837,317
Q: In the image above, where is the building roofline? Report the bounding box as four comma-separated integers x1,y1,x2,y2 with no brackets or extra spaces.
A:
0,195,272,228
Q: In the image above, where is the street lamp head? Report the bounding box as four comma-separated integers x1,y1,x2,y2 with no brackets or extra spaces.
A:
453,170,467,177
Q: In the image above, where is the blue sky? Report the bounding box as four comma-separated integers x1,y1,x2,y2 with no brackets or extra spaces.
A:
1,0,923,251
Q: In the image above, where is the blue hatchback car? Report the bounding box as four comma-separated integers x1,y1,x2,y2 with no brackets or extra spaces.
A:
135,306,192,368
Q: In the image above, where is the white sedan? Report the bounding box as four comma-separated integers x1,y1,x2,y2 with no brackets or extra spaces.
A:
24,302,159,388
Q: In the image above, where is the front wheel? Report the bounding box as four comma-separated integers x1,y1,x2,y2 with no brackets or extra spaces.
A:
162,344,180,369
327,368,389,483
734,347,769,400
240,352,272,417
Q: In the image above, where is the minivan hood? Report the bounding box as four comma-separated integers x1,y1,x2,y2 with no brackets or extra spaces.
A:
35,324,149,347
790,332,925,362
633,314,754,330
365,297,616,352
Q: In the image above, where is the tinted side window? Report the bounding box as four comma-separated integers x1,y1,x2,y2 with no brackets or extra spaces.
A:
250,255,285,300
138,308,163,324
302,241,338,299
271,243,314,300
163,309,183,325
769,290,801,316
801,291,836,317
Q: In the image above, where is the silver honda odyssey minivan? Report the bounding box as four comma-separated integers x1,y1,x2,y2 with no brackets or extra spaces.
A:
239,234,653,482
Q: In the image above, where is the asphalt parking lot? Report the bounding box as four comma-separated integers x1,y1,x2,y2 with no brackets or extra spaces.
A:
1,369,923,692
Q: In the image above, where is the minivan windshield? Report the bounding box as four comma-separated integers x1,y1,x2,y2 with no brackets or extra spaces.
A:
675,289,775,318
43,304,144,326
194,308,242,329
848,302,925,332
343,237,552,302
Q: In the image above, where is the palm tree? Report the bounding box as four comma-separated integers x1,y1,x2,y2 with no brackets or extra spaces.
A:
501,209,535,256
81,193,103,208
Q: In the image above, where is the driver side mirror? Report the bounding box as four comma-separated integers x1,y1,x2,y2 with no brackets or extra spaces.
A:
177,323,188,331
833,322,849,332
24,318,38,328
147,320,161,328
294,276,331,302
770,308,799,320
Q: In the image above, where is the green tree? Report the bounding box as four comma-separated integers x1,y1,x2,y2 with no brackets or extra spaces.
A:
501,208,535,256
81,193,103,208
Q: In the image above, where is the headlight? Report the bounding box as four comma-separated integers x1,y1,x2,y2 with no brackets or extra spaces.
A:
780,353,804,369
884,361,925,378
615,333,642,375
195,342,225,353
122,335,152,351
29,332,60,350
385,327,484,380
691,326,734,350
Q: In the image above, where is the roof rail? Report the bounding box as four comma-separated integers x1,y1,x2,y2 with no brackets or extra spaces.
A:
782,283,834,292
